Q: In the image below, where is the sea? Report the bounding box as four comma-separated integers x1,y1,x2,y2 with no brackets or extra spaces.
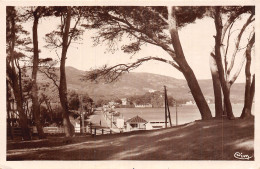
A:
116,104,254,125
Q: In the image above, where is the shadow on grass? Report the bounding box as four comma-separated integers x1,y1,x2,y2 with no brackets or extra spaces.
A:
7,118,254,160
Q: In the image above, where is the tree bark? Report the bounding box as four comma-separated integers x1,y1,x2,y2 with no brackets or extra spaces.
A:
214,7,235,120
7,7,31,140
248,74,255,111
59,7,75,137
241,34,255,119
7,63,31,140
210,54,223,118
32,8,46,139
44,99,53,121
168,7,212,120
17,64,24,108
6,81,14,140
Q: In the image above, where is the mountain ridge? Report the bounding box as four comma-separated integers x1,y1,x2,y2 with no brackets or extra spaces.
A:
38,66,245,103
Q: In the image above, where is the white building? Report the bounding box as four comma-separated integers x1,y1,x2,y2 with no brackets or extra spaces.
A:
134,103,153,108
121,98,129,105
125,115,147,131
185,101,195,105
148,89,156,93
116,118,124,128
124,115,169,132
145,121,169,130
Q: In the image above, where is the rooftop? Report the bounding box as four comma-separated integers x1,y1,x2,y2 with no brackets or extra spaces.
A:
126,115,147,124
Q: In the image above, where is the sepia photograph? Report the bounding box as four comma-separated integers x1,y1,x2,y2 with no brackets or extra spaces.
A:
3,2,257,165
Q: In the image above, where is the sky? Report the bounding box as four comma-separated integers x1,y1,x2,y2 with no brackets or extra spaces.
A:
21,10,254,83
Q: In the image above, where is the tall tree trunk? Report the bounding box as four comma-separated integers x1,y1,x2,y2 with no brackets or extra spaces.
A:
7,81,14,140
248,75,255,111
7,7,31,140
32,8,46,139
7,63,31,140
59,7,74,137
26,100,32,122
7,102,14,140
210,55,223,118
241,34,255,119
168,7,212,120
44,99,53,121
214,7,235,119
17,65,24,108
10,100,15,126
223,84,232,116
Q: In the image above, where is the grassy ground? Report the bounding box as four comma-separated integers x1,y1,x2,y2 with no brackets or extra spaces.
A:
7,117,254,160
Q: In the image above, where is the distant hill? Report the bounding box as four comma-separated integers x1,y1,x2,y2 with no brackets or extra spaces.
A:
37,66,245,103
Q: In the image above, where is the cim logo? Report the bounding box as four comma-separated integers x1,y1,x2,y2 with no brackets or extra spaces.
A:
234,152,253,160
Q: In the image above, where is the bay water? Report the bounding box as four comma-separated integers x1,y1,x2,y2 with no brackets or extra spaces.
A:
116,104,254,125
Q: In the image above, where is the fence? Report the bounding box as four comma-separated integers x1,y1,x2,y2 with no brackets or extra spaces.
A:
8,127,23,136
89,127,114,136
42,127,64,134
7,127,34,138
7,125,115,138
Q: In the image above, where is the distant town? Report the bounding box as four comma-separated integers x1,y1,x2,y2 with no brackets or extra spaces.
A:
97,90,211,109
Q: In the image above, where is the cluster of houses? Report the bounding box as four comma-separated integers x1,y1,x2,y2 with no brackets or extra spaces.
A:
106,87,210,108
108,98,154,108
102,105,167,132
105,89,160,108
112,98,211,108
185,99,211,105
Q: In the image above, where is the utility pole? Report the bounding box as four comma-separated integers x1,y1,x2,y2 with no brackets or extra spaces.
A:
111,113,112,128
164,86,168,128
80,95,85,133
167,98,172,127
82,112,85,133
164,86,172,128
175,101,178,126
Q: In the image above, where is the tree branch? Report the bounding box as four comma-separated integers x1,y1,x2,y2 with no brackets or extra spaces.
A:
106,11,176,58
67,13,82,47
84,56,181,83
38,66,59,88
228,53,246,86
228,33,255,86
223,21,234,76
221,7,251,43
146,7,168,24
227,14,254,76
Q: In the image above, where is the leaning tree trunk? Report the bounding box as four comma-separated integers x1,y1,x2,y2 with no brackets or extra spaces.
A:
214,7,234,119
180,63,213,120
59,7,74,137
210,54,223,118
168,6,212,120
31,9,46,139
241,34,255,119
